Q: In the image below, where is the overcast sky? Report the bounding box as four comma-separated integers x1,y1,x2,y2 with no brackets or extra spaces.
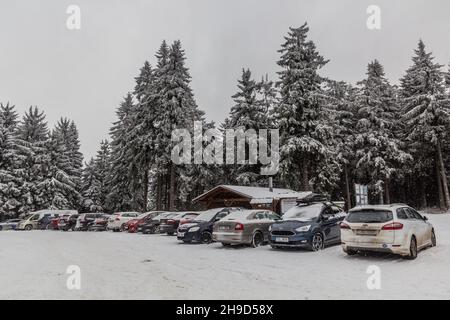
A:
1,0,450,159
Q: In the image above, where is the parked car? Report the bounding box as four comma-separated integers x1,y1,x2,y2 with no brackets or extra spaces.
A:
177,207,242,244
126,211,165,233
107,212,140,232
46,216,61,230
88,214,111,231
58,214,79,231
0,219,21,231
160,212,199,235
37,215,56,230
75,213,107,231
269,196,345,251
17,210,77,230
213,210,281,247
141,212,177,234
340,204,436,259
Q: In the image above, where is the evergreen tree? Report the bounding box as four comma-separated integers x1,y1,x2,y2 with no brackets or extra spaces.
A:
400,41,450,209
275,23,338,192
324,81,358,208
355,60,411,203
0,103,22,216
106,93,137,211
223,68,266,185
15,106,50,212
81,140,110,212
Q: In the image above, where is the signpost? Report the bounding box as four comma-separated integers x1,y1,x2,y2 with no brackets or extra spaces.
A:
355,184,368,206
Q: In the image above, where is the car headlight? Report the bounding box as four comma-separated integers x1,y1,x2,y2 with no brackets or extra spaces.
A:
295,225,311,232
189,227,200,232
268,225,272,231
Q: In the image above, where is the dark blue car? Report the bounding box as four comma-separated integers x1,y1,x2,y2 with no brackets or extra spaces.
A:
177,207,242,244
269,199,346,251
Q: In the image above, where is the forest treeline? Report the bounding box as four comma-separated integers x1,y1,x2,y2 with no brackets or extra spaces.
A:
1,23,450,217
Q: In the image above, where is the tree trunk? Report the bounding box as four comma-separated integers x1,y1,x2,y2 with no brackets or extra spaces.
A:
378,190,384,205
385,178,390,204
301,157,310,191
344,166,352,211
419,178,427,209
142,169,149,212
436,154,445,210
169,164,176,211
156,173,162,211
437,140,450,209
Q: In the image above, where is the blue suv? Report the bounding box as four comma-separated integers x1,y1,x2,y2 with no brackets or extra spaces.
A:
269,195,346,251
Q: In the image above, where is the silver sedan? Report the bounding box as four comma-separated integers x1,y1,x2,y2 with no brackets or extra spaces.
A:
212,210,281,247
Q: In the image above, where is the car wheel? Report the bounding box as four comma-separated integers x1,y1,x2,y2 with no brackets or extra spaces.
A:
201,231,212,244
120,224,126,232
251,232,264,248
431,229,437,247
406,236,418,260
311,233,324,251
0,226,3,231
25,225,33,231
149,226,157,234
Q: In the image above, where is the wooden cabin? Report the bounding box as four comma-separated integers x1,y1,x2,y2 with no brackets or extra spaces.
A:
193,185,311,214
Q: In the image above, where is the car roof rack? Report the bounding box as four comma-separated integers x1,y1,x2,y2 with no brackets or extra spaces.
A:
297,193,329,204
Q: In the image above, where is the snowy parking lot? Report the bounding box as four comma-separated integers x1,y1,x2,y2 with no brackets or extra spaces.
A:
1,213,450,300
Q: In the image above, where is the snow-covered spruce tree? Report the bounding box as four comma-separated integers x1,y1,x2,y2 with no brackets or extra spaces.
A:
151,40,205,210
48,118,83,209
106,93,138,211
257,74,278,129
81,140,111,212
130,60,157,211
14,106,50,212
354,60,411,204
275,23,339,192
323,80,358,208
224,68,266,185
37,127,78,209
81,158,101,212
0,103,22,217
400,41,450,210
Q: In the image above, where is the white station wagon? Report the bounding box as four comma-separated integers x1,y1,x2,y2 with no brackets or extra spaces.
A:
340,204,436,259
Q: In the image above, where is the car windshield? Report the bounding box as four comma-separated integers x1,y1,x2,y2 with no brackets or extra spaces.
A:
347,210,393,223
194,209,223,222
282,203,322,221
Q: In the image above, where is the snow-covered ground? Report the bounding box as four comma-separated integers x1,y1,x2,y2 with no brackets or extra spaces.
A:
1,213,450,300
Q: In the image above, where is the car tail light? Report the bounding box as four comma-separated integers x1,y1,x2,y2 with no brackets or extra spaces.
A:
340,222,351,229
382,222,403,230
115,217,120,221
167,219,175,225
235,223,244,231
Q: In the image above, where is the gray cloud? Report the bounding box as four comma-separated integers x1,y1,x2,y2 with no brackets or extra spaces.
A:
1,0,450,159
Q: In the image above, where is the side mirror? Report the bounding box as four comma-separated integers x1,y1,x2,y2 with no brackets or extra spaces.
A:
423,216,428,221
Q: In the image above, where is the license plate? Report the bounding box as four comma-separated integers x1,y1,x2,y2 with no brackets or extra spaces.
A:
356,230,377,236
219,226,229,230
275,237,289,243
178,232,185,237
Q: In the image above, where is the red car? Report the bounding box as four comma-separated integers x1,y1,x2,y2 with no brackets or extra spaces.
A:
126,211,165,233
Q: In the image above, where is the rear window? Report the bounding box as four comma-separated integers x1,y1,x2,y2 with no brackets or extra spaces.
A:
347,210,393,223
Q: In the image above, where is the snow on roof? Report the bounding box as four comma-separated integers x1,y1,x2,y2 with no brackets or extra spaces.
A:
193,185,311,203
